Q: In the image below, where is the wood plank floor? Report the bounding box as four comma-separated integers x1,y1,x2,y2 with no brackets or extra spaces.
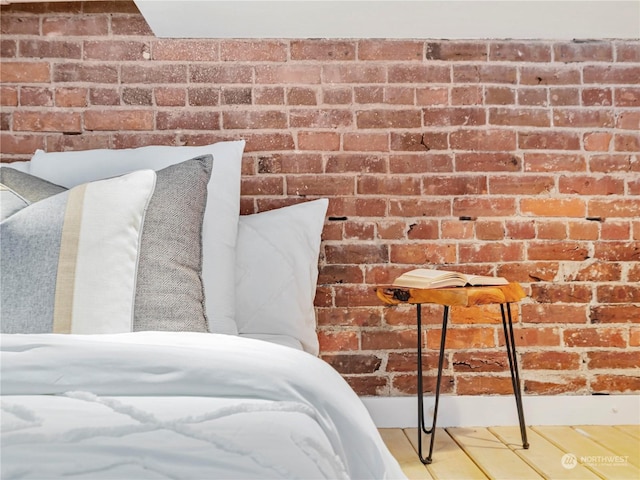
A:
380,425,640,479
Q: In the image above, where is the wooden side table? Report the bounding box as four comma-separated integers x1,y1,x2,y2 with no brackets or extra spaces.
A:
376,282,530,464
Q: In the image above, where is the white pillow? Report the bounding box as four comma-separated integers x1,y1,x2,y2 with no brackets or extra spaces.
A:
29,141,245,335
235,199,328,355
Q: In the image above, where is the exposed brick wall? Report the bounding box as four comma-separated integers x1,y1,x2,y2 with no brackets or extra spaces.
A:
1,2,638,397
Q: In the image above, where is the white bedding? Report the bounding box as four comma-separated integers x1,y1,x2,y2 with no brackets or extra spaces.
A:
1,332,405,479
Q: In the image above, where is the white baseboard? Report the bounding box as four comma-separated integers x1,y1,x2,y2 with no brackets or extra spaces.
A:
361,395,640,428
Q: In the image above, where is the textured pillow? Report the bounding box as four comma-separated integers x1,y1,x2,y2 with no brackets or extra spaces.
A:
1,156,214,333
0,184,29,221
0,168,66,221
30,141,245,335
134,155,212,332
235,199,329,355
0,167,66,202
1,170,156,334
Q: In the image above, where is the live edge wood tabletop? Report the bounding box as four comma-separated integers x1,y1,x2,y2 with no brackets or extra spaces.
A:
375,282,526,308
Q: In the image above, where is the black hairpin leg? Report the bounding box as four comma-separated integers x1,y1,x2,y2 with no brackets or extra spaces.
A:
416,303,449,464
500,303,529,449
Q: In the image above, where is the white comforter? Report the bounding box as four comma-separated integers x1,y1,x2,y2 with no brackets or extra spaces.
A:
1,332,405,480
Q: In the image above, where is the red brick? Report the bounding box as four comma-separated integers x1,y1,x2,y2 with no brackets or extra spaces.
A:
564,328,626,347
423,175,486,196
489,175,554,195
323,65,385,84
424,107,485,126
530,284,592,304
614,133,640,152
568,221,599,240
591,375,640,394
0,86,17,106
389,65,449,84
554,42,613,62
426,327,495,349
290,109,353,128
616,42,640,62
453,197,516,217
356,109,421,129
589,199,640,218
84,40,148,61
584,65,640,84
509,327,561,347
450,129,516,151
517,88,548,106
291,40,355,61
521,198,585,217
385,87,415,105
589,154,640,173
559,175,623,195
54,63,118,83
458,153,522,173
359,40,423,61
485,87,515,105
416,87,449,106
0,62,50,83
490,42,551,62
42,16,108,36
0,133,44,154
316,306,380,327
553,109,614,128
152,40,218,61
13,111,81,132
522,351,581,370
322,354,382,374
489,108,550,127
20,87,52,106
588,351,640,369
387,352,446,372
451,86,482,105
390,154,452,173
240,176,283,196
457,376,513,395
459,242,524,263
525,377,587,394
317,330,358,352
342,132,389,152
519,131,580,150
20,39,81,59
156,111,219,131
222,40,287,62
524,153,586,172
392,373,454,395
345,376,389,396
452,351,508,372
254,87,284,105
191,65,252,84
527,241,589,261
601,221,631,240
536,220,568,240
55,87,87,107
391,132,448,152
617,111,640,130
453,65,516,84
583,132,612,151
389,243,456,265
591,305,640,323
390,198,451,217
520,66,580,85
582,87,613,106
362,329,417,350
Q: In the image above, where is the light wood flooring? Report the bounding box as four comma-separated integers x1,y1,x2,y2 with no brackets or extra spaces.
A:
380,425,639,479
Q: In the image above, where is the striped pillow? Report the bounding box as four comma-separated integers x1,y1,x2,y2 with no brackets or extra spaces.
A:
0,170,156,334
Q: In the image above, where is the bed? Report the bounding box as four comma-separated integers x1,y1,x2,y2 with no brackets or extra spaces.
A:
0,141,406,479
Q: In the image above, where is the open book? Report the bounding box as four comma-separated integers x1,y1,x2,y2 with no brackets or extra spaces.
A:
391,268,509,289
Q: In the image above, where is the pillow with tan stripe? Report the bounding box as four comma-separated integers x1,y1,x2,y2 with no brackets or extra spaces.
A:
0,170,156,334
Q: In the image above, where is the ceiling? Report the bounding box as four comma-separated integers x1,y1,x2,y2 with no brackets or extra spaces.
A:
134,0,640,39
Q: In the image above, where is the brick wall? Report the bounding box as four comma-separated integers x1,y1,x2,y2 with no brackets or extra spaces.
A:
1,2,638,397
